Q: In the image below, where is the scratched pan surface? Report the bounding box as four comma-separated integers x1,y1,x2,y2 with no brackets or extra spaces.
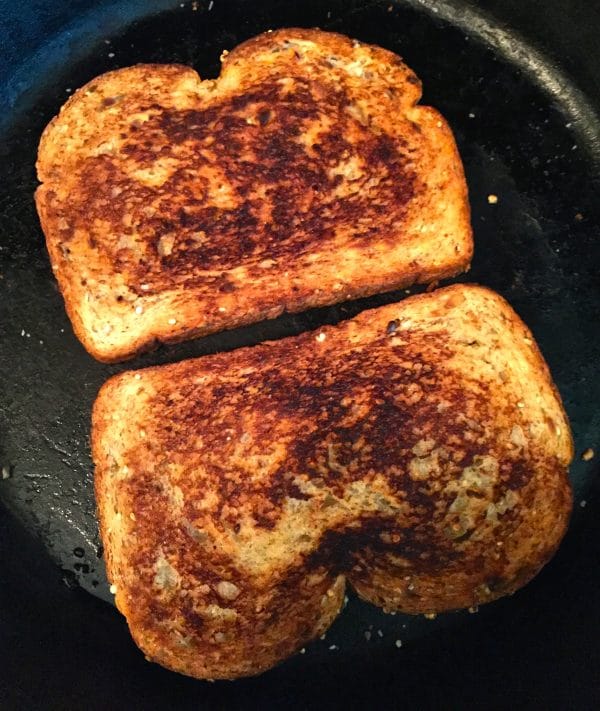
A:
1,0,599,707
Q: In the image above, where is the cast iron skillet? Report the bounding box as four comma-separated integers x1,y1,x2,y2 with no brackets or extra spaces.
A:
1,0,599,707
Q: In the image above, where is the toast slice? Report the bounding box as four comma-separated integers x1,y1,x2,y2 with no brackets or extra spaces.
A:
36,27,472,362
93,285,573,679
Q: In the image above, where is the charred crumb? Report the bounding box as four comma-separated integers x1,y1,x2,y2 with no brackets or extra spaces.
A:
386,319,399,335
258,109,271,126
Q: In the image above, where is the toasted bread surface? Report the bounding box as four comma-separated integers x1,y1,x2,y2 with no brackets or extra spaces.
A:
37,28,472,362
93,285,572,679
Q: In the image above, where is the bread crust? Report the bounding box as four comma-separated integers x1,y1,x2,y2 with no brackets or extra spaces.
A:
93,284,572,679
36,28,472,362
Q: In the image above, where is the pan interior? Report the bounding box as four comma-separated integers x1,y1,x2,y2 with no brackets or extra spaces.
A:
1,0,599,665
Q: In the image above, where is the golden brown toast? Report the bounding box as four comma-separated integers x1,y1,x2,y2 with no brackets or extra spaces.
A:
36,28,472,362
93,284,573,679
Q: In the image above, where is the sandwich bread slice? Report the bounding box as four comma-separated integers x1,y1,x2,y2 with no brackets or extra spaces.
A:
93,285,572,679
36,28,472,362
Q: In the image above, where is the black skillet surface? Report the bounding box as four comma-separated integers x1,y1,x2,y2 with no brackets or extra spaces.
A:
1,0,600,707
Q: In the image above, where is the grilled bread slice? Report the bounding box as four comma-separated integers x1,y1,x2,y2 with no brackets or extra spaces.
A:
36,27,472,362
93,285,573,679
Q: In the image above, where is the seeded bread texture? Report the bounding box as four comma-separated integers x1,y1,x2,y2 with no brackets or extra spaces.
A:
93,284,572,679
36,27,472,362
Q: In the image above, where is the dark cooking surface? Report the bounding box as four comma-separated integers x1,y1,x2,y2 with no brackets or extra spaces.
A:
1,0,599,707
